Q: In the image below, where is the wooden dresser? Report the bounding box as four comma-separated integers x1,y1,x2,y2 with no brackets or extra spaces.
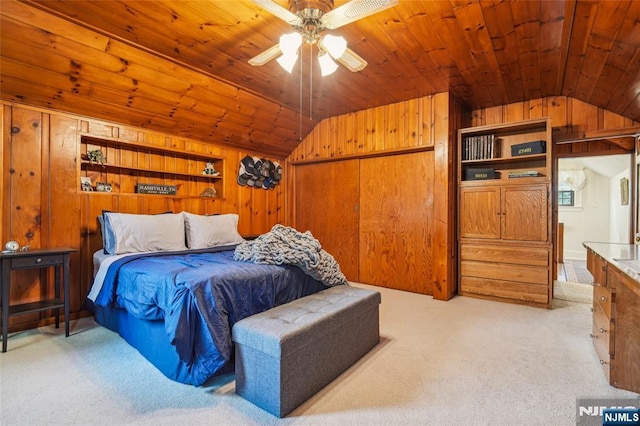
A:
458,118,552,308
584,242,640,394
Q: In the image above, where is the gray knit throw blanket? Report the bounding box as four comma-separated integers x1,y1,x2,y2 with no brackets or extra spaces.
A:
233,224,348,287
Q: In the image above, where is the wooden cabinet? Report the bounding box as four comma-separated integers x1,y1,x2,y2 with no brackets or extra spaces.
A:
80,135,225,199
458,118,552,308
586,247,640,393
459,185,548,242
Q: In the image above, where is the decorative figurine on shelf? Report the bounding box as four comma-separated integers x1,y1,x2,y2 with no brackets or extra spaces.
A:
86,149,106,166
202,162,220,176
200,187,217,198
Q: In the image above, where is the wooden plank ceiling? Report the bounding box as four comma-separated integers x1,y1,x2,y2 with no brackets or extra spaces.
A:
1,0,639,157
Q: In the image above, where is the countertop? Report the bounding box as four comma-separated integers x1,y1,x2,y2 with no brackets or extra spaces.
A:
583,241,640,284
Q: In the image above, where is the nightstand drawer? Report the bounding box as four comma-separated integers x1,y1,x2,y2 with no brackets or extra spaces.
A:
11,255,64,269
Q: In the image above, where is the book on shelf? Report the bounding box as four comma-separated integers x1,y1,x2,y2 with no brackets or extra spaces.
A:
508,170,542,178
462,134,500,160
464,168,497,180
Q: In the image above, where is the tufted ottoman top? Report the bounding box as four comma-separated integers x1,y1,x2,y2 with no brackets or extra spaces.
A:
232,285,381,358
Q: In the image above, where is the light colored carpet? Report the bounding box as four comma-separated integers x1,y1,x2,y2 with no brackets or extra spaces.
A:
1,283,637,426
554,280,593,305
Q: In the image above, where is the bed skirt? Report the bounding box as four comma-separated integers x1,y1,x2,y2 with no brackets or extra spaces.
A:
94,305,232,386
92,274,331,386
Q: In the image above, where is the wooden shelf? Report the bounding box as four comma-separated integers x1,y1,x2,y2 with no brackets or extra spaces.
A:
79,190,223,200
81,134,223,162
8,299,64,316
81,160,223,180
461,153,546,164
80,135,225,198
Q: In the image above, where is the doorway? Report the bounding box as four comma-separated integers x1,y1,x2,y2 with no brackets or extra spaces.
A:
556,154,632,289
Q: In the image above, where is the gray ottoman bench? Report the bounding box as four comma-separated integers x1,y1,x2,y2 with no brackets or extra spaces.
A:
231,285,381,417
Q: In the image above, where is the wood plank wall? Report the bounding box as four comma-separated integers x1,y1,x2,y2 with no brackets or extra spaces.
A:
1,101,284,333
469,96,640,155
2,94,638,333
285,92,464,301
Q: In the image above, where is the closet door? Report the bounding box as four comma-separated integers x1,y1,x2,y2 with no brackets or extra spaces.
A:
294,160,360,281
359,152,433,294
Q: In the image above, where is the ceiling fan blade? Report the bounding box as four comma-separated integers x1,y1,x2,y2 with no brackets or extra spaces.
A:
336,47,368,72
320,0,399,30
251,0,302,26
249,44,282,66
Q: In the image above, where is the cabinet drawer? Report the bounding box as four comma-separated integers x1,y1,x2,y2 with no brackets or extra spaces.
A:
586,250,606,287
460,276,548,304
11,255,64,269
461,260,549,285
592,320,611,383
593,284,612,318
592,301,614,355
460,244,548,267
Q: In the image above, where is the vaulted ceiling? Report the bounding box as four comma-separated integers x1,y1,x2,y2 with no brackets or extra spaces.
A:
1,0,639,157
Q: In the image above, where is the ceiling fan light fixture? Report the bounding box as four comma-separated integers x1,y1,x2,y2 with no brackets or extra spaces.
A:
318,51,338,76
276,52,299,73
279,32,303,56
321,34,347,59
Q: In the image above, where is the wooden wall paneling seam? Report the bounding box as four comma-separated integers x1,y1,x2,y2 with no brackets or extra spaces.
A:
1,105,9,244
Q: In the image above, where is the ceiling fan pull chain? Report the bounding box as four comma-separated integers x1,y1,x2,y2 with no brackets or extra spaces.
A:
309,43,313,120
299,39,303,140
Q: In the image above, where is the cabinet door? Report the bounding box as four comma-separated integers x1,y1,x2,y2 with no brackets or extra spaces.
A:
459,187,501,239
502,184,548,242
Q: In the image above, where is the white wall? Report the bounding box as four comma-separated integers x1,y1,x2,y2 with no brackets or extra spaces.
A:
609,168,631,244
559,168,610,260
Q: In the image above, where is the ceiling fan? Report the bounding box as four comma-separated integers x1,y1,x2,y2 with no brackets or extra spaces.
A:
248,0,399,76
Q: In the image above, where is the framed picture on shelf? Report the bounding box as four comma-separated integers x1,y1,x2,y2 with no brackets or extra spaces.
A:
96,182,113,192
80,176,93,191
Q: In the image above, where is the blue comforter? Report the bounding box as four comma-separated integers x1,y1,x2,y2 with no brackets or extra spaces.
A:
92,247,328,382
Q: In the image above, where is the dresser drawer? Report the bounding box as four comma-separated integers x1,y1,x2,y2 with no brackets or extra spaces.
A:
460,276,548,304
461,260,549,285
593,283,612,318
587,250,606,287
592,319,611,382
11,254,64,269
592,300,614,383
460,244,549,267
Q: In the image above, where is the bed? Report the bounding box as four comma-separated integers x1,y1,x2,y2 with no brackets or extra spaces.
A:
86,211,345,386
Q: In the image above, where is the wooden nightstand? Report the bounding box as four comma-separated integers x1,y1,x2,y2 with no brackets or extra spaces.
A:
0,248,75,352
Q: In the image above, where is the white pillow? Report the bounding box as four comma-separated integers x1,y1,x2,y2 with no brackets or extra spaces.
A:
183,212,245,249
103,212,187,255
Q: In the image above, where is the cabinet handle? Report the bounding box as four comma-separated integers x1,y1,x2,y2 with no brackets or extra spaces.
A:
601,296,606,302
599,328,606,334
589,333,597,339
589,307,594,312
600,359,608,365
36,258,42,263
